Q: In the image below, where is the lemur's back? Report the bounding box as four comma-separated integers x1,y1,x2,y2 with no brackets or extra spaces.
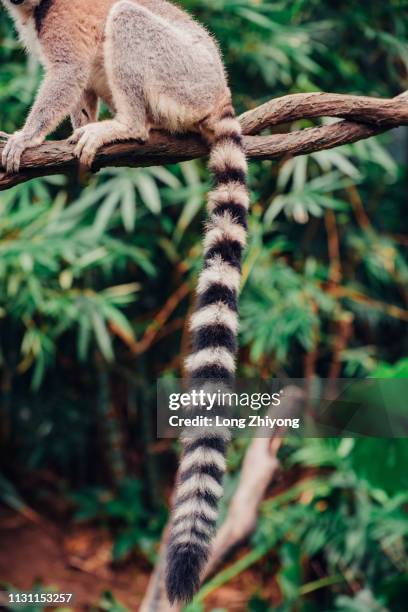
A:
37,0,219,50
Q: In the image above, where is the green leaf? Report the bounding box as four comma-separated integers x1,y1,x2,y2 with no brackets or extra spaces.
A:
136,173,161,214
91,310,114,361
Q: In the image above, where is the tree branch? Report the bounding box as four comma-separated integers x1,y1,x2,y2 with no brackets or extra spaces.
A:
1,91,406,191
239,91,408,134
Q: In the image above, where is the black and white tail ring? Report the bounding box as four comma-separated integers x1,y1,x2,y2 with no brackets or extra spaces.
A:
166,107,249,603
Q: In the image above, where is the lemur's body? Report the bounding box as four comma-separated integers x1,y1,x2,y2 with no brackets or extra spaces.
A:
2,0,249,602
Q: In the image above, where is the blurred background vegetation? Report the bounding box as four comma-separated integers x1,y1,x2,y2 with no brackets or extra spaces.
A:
0,0,407,610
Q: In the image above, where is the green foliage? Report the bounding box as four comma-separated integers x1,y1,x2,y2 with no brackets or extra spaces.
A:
240,256,336,362
371,357,408,378
194,438,408,610
73,478,167,563
95,591,129,612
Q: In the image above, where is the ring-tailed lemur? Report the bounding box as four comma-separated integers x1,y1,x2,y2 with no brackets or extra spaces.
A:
1,0,249,602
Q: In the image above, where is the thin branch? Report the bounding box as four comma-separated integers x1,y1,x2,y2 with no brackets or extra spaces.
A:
329,286,408,321
239,91,408,134
109,282,190,356
347,184,372,230
139,525,179,612
325,209,341,287
327,314,354,382
1,91,407,190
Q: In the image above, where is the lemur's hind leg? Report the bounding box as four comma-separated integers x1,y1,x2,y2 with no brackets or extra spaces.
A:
70,90,99,130
70,1,152,168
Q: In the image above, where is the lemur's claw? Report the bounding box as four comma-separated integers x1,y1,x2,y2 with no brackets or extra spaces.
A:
134,133,148,145
68,127,85,146
0,131,10,141
71,123,149,170
71,126,102,169
1,131,28,174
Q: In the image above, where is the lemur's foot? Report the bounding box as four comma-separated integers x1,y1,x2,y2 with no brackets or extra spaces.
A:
69,125,105,169
1,131,36,174
69,122,149,169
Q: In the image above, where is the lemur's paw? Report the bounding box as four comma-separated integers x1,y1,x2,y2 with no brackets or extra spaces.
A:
132,129,149,145
68,127,86,145
70,123,150,168
1,131,30,174
71,125,104,169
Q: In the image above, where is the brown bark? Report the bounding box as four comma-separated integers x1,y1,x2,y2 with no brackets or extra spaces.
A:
239,91,408,134
1,91,406,191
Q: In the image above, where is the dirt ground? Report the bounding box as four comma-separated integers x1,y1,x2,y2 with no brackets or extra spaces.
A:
0,509,149,610
0,507,281,611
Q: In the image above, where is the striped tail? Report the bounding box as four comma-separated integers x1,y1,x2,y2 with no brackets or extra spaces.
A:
166,108,249,604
